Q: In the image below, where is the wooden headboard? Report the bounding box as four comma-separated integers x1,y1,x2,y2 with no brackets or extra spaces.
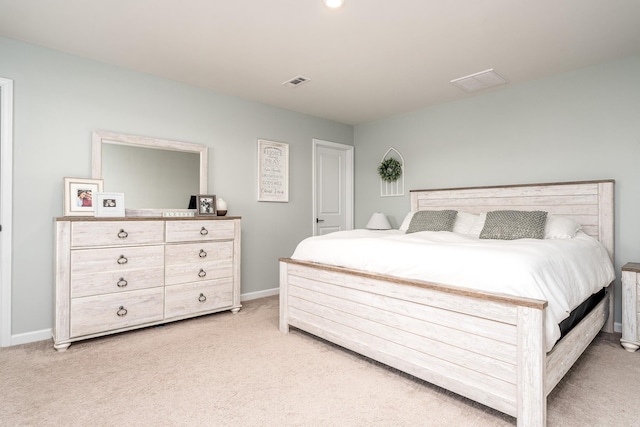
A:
410,180,614,261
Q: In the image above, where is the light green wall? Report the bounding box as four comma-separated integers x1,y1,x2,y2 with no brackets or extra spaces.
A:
354,55,640,324
0,36,353,335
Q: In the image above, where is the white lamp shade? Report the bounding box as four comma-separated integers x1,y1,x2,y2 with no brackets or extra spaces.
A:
366,212,391,230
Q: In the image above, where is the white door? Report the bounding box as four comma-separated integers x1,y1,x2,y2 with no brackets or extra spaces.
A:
312,139,354,235
0,77,13,347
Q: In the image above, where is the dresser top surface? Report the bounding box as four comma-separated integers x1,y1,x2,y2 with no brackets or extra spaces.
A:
622,262,640,273
56,216,241,222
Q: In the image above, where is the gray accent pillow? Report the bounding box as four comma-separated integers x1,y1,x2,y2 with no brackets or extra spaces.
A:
406,210,458,233
479,210,548,240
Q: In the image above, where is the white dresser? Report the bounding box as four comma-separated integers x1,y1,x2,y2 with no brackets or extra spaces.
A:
54,217,241,351
621,262,640,352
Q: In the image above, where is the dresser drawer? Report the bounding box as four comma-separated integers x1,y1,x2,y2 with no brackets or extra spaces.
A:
165,241,233,285
71,221,164,247
71,245,164,273
71,267,164,298
165,220,234,243
70,287,164,338
165,279,233,319
70,245,164,298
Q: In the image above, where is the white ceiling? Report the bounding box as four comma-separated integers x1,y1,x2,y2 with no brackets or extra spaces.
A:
1,0,639,125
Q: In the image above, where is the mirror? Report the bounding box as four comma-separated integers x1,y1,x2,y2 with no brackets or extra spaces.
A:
92,130,208,214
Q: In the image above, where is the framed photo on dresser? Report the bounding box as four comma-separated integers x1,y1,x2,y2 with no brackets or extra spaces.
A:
94,192,125,217
196,194,217,216
63,177,104,216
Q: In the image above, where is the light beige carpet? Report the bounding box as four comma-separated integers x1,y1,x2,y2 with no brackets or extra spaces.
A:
1,296,638,426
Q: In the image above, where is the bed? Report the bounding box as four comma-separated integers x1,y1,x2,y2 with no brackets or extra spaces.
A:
279,180,615,427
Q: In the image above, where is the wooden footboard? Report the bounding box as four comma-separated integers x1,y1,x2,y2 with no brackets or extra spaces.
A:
282,259,560,425
280,258,610,426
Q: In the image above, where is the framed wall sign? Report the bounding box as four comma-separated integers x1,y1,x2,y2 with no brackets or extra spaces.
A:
257,139,289,202
94,192,125,217
63,177,104,216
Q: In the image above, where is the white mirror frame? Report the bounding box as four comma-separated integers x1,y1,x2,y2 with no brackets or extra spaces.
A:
92,130,208,216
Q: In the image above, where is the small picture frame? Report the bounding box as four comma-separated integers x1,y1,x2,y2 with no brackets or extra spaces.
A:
196,194,217,216
94,192,126,217
63,177,104,216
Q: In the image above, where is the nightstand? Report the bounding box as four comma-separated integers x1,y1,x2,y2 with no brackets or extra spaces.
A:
621,263,640,352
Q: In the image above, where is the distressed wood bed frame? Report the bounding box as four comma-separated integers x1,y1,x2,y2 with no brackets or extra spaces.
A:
279,180,614,427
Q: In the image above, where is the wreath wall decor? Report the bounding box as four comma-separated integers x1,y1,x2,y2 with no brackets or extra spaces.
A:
378,157,403,182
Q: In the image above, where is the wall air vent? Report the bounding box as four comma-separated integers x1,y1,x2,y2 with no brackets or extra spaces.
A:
282,75,311,87
450,68,508,92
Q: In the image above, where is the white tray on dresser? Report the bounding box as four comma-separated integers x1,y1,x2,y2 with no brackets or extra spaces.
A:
54,216,241,351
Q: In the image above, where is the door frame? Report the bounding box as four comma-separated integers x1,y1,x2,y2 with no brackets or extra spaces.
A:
312,139,354,236
0,77,13,347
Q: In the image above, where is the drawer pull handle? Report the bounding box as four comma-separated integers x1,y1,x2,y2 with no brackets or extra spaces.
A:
117,255,128,265
199,249,207,258
116,278,128,288
198,293,207,303
116,306,128,317
117,229,128,239
200,227,209,236
198,269,207,278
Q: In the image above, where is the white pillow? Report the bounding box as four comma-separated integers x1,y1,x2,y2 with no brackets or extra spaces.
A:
544,214,581,239
468,212,487,237
399,211,415,233
452,212,480,234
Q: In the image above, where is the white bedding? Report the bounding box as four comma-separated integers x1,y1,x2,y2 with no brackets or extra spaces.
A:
291,229,615,351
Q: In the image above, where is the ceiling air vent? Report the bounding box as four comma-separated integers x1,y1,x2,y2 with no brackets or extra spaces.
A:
282,75,311,87
450,68,508,92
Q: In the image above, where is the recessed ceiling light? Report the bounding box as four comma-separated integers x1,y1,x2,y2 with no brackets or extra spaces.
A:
324,0,345,9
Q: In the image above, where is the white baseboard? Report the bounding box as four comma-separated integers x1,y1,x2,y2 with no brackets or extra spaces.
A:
11,328,52,346
614,321,622,334
241,287,279,301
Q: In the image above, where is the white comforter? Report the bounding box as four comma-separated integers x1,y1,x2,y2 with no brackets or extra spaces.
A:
291,229,615,351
